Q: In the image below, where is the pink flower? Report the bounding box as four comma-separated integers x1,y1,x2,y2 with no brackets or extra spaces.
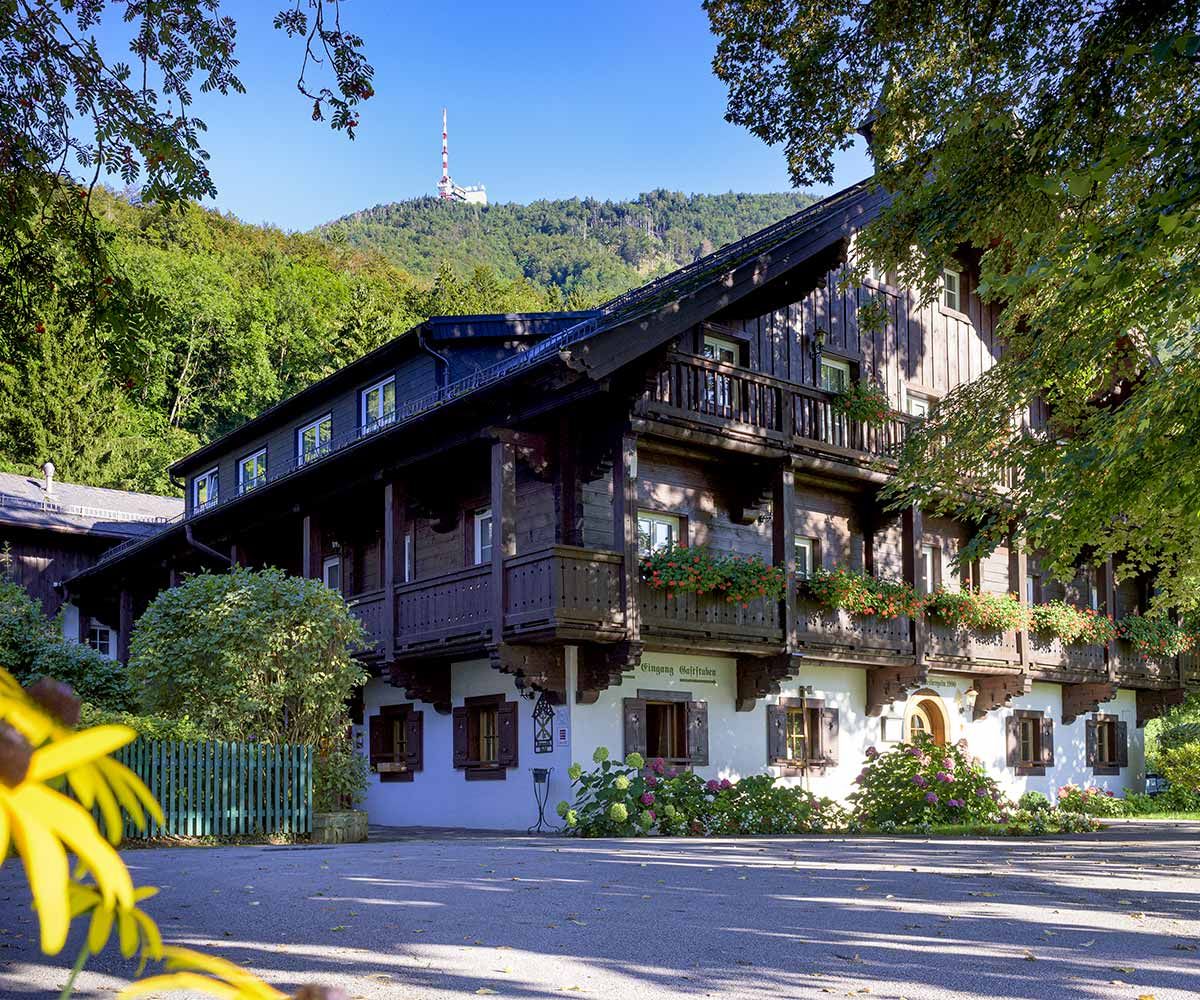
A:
865,746,879,758
912,775,928,788
667,768,678,779
936,771,952,783
706,779,721,793
652,757,667,775
649,810,656,820
645,774,658,787
941,758,954,770
719,778,732,790
925,791,939,804
640,792,655,806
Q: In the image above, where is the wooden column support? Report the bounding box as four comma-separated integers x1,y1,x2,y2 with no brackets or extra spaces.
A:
555,414,581,546
490,439,517,649
577,641,642,704
1062,681,1119,725
302,514,321,579
383,482,406,662
1008,530,1030,674
389,662,451,715
1135,688,1185,729
117,588,133,664
735,653,802,712
971,674,1032,721
491,643,566,703
866,663,927,717
901,506,926,665
772,463,797,653
613,429,640,647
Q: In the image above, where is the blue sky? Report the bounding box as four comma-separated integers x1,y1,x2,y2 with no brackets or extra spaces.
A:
177,1,869,231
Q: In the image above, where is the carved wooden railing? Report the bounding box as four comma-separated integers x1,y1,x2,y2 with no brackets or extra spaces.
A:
394,565,492,654
790,384,910,458
795,600,914,657
347,588,386,655
638,582,784,645
926,621,1020,666
1112,639,1184,687
504,546,624,635
1027,633,1107,675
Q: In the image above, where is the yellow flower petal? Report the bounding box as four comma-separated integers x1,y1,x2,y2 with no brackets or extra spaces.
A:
132,906,163,968
88,902,115,954
118,906,138,959
101,758,164,829
28,726,136,783
0,796,9,861
8,801,70,954
92,776,124,845
161,947,286,998
118,971,244,1000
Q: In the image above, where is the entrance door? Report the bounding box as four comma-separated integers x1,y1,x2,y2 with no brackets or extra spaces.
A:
908,697,947,745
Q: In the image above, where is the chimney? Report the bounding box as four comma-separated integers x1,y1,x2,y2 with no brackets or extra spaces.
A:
41,461,55,498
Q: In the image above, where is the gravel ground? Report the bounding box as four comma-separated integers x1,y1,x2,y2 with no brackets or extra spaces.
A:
1,822,1198,999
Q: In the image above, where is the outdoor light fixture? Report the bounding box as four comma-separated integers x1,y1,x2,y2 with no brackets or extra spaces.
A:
812,327,828,353
528,767,559,834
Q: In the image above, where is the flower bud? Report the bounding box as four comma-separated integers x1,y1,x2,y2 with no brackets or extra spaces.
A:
0,723,33,787
26,677,81,727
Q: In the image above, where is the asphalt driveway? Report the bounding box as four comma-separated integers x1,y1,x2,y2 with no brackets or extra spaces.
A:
1,822,1197,999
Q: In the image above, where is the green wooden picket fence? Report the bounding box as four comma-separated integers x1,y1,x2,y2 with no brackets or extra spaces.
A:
108,739,313,839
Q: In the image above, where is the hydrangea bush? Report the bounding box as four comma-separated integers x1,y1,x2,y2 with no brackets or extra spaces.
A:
1056,783,1126,817
847,733,1004,827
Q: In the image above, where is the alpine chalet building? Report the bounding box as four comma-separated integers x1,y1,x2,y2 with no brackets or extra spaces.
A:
67,181,1194,828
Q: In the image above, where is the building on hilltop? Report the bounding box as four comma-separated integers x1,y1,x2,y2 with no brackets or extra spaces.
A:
0,466,182,659
65,179,1194,829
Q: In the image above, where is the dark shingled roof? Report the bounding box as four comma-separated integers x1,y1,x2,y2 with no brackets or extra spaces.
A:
0,471,183,539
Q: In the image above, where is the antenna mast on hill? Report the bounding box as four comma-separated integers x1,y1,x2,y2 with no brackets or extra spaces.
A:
436,108,488,205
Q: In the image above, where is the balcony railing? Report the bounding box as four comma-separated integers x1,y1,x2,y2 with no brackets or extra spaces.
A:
1028,634,1107,675
639,583,783,646
795,600,914,659
926,622,1020,666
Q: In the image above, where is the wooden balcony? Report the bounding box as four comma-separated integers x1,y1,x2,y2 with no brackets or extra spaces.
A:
348,588,386,657
926,622,1021,668
1112,639,1183,688
638,583,783,650
1027,633,1107,680
794,600,914,664
639,352,912,461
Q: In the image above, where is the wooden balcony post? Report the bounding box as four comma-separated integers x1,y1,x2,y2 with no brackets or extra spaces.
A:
1104,555,1118,681
1008,528,1030,673
117,587,133,664
901,505,926,664
772,462,797,651
555,414,580,546
491,439,517,647
383,481,406,660
613,430,641,642
301,514,321,579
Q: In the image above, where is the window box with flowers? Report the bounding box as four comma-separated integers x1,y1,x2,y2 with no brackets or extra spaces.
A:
924,588,1025,632
1027,600,1117,646
640,545,786,607
1115,614,1197,659
801,566,924,620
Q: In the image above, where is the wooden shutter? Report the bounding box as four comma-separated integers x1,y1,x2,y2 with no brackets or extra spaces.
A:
687,700,709,766
452,706,469,768
405,710,424,770
766,705,787,762
368,713,386,767
623,698,647,757
497,700,519,768
1040,717,1054,767
1116,721,1129,768
820,708,839,765
1004,716,1019,768
1084,719,1097,767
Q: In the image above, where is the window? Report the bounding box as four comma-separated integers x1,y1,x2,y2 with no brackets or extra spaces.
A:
361,376,397,431
920,543,942,595
701,333,740,411
795,536,818,579
473,507,493,564
768,698,839,771
819,357,852,394
1087,715,1126,775
238,448,267,495
943,267,962,312
867,263,887,286
297,414,333,465
637,510,683,557
322,555,341,593
368,704,423,782
86,622,111,657
624,694,709,767
1007,710,1053,775
403,528,414,583
905,392,931,418
453,695,518,779
193,468,218,511
1026,573,1043,606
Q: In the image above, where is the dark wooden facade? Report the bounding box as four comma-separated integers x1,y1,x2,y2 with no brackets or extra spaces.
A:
66,181,1196,725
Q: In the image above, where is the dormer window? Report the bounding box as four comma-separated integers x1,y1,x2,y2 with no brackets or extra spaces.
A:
361,377,396,432
297,414,333,465
238,448,267,495
943,267,962,312
193,468,218,511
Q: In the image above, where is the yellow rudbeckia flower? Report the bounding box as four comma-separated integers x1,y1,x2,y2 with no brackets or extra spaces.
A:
119,946,289,999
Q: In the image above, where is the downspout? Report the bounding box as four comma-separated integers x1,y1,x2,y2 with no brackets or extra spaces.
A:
418,326,453,383
185,524,232,566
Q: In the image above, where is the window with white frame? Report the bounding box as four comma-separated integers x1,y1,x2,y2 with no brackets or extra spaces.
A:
403,528,414,583
637,510,682,557
943,267,962,312
361,377,397,431
905,392,931,418
238,448,267,495
297,414,333,465
86,622,112,657
473,508,493,565
701,333,739,366
795,536,818,578
322,555,341,593
920,543,942,595
193,467,218,510
701,333,740,411
819,357,852,394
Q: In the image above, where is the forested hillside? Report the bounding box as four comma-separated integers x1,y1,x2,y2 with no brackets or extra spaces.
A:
320,190,817,305
0,188,814,495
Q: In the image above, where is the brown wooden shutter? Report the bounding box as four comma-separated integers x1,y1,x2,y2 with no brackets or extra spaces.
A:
368,713,386,767
820,708,839,765
1040,717,1054,767
452,706,469,768
623,698,647,757
766,705,787,763
687,700,709,766
405,710,424,770
1005,716,1019,768
1116,721,1129,768
497,700,519,768
1084,719,1097,767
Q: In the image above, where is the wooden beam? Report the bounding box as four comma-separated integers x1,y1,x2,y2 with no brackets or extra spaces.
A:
613,429,640,647
1062,681,1118,725
772,463,797,652
491,439,517,648
1104,555,1118,682
1136,688,1185,728
735,653,802,712
866,662,927,717
491,643,566,703
301,514,321,579
1008,530,1029,674
555,414,580,546
117,588,133,664
971,674,1031,721
901,505,926,665
577,641,642,704
382,481,405,662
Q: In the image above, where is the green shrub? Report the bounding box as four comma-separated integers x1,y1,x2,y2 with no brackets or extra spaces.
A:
1160,722,1200,751
831,379,890,425
1151,784,1200,812
640,546,786,606
557,747,844,837
129,567,367,749
77,703,213,741
1000,808,1101,834
1160,742,1200,793
848,733,1004,827
313,741,370,813
0,579,50,675
1017,790,1052,813
1056,784,1126,816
